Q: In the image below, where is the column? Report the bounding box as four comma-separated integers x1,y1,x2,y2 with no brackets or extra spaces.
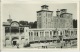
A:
52,30,53,36
44,31,45,37
63,30,65,41
44,30,45,40
70,30,72,46
70,30,71,36
62,30,64,35
48,31,50,41
10,36,12,46
19,27,20,41
62,30,64,41
3,26,6,47
19,27,21,47
33,31,34,41
63,30,65,36
38,31,40,42
64,30,65,36
58,30,60,36
51,31,53,40
10,27,12,46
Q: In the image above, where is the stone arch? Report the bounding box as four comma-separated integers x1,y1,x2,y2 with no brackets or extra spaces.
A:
12,37,19,46
12,37,19,40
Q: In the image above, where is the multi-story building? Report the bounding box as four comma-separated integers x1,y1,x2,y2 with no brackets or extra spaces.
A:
37,5,73,28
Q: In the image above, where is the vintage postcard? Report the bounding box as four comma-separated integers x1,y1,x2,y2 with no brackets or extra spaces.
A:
0,0,80,51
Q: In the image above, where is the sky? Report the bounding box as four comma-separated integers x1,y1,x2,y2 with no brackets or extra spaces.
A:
2,2,77,22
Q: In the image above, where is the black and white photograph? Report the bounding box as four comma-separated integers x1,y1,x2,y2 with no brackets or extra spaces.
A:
1,0,78,49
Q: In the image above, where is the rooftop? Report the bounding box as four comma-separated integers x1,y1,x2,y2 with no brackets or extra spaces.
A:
41,5,48,7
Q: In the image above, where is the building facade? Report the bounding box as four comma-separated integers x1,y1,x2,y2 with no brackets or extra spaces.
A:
3,19,30,48
3,18,77,48
3,24,77,48
3,5,77,48
37,5,73,28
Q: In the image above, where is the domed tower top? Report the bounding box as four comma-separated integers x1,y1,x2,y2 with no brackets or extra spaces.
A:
41,5,49,10
60,9,67,14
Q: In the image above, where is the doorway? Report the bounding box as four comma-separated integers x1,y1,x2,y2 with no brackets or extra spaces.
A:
13,41,17,45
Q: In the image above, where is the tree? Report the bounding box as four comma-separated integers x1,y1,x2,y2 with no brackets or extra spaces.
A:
19,21,37,28
19,21,28,26
32,21,37,28
28,21,37,28
28,22,34,28
73,19,77,28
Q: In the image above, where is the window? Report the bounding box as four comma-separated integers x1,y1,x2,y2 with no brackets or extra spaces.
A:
29,32,30,36
11,27,19,33
50,31,52,35
37,32,38,36
20,28,24,32
71,31,73,35
40,32,43,36
31,32,33,36
39,13,41,16
60,32,62,35
54,31,56,35
34,32,36,36
5,27,10,33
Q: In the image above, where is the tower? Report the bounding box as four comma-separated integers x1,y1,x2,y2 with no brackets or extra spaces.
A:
37,5,53,28
7,14,12,23
56,9,60,17
60,9,73,28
